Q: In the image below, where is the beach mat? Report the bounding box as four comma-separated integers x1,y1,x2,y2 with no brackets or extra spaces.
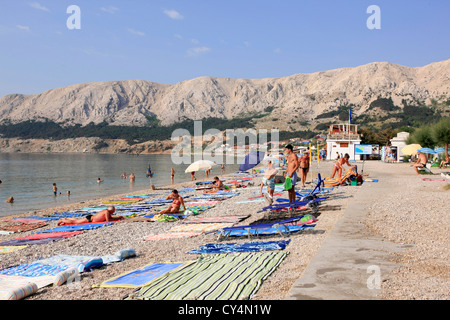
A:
215,224,316,238
93,262,188,289
129,251,288,300
0,245,29,254
188,240,291,254
143,232,201,241
169,223,234,233
182,215,250,224
0,222,48,233
35,222,113,233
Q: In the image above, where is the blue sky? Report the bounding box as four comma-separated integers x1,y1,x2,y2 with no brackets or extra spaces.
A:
0,0,449,98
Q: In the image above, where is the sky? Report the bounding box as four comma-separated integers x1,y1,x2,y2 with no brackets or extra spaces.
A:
0,0,449,98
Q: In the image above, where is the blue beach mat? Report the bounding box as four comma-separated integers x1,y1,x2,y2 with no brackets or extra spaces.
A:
93,262,186,288
35,222,114,234
188,240,291,254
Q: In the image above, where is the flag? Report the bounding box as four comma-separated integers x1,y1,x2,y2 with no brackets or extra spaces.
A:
348,105,352,124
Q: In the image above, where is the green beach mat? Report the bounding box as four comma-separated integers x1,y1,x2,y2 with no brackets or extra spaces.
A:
129,251,288,300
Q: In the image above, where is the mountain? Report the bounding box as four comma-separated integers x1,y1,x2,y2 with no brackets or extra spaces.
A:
0,59,449,131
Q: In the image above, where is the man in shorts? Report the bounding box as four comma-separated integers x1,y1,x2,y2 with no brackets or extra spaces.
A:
260,161,278,205
284,144,299,203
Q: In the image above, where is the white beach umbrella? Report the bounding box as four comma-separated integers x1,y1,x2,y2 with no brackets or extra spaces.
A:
184,160,216,173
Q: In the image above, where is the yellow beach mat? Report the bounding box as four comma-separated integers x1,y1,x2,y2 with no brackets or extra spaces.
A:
0,245,28,254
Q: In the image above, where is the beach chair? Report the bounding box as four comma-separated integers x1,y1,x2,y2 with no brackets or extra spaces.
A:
212,215,317,240
258,196,328,219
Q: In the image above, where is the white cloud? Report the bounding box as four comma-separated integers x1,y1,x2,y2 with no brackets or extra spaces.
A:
163,9,184,20
187,46,211,57
127,28,145,36
29,2,49,12
243,41,250,47
16,25,30,31
174,34,183,40
190,38,200,44
101,6,119,14
273,48,282,54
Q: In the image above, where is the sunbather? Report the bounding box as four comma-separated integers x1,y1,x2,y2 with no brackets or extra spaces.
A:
412,151,428,175
439,154,450,169
57,206,123,226
203,177,224,194
159,190,186,214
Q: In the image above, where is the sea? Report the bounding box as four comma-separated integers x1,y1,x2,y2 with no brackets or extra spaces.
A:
0,153,243,217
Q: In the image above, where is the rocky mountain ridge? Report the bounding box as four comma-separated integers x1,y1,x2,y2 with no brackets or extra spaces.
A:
0,59,449,131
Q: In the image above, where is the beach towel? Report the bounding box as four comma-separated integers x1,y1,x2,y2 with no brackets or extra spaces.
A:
188,240,291,254
217,224,315,238
1,218,47,224
0,222,47,233
0,245,28,254
129,252,288,300
35,222,113,234
169,223,234,233
17,231,84,240
143,232,201,241
0,237,69,246
183,215,250,224
235,198,265,204
93,262,188,289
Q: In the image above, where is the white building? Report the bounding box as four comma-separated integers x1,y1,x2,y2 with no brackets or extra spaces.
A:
326,124,362,161
389,131,410,162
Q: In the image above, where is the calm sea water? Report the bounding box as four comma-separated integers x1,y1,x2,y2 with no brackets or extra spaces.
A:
0,153,242,217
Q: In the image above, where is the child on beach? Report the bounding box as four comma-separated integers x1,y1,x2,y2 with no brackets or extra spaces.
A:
53,183,57,196
260,161,278,205
203,177,224,194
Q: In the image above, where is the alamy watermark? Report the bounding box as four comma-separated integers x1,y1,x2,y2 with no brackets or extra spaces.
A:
66,5,81,30
170,121,280,165
366,265,381,289
367,5,381,30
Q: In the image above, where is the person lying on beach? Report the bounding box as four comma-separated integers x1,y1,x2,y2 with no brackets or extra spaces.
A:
159,190,186,214
260,161,278,205
203,177,224,194
331,153,356,179
412,151,428,175
57,206,123,226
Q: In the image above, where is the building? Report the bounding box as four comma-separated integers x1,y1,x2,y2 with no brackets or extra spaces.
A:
389,131,410,162
326,124,362,161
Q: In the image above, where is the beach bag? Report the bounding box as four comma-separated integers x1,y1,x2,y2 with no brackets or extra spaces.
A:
284,176,292,190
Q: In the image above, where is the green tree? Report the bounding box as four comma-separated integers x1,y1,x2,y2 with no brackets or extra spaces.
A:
410,125,436,148
432,117,450,157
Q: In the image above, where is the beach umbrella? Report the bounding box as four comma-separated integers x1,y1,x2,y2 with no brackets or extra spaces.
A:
417,147,436,154
434,147,445,154
239,151,265,172
401,144,421,156
184,160,216,173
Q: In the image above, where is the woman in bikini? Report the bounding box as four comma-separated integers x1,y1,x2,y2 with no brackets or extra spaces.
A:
160,190,186,214
331,153,356,179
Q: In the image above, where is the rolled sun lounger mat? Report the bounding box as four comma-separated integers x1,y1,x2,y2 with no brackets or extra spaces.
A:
128,251,288,300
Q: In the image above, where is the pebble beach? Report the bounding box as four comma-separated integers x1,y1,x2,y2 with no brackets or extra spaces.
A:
0,160,448,300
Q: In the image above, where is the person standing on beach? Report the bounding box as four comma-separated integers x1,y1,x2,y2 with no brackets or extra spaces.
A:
190,171,197,181
53,183,57,196
260,161,278,205
331,153,356,179
299,151,310,187
284,144,299,203
221,164,225,174
205,168,211,179
171,168,175,184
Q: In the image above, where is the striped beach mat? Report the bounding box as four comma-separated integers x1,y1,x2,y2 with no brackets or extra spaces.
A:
0,245,28,254
130,251,288,300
